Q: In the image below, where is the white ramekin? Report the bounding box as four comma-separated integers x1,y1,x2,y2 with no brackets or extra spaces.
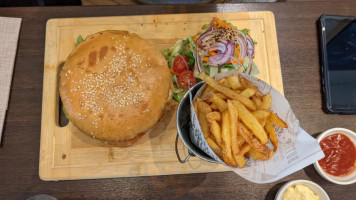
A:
313,128,356,185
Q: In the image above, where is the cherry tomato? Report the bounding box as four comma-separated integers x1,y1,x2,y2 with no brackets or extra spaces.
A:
173,55,190,74
178,70,196,90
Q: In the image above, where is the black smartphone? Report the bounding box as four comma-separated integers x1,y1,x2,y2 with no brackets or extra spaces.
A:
318,14,356,114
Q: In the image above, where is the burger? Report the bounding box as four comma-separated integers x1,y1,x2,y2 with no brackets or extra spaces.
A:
59,30,172,146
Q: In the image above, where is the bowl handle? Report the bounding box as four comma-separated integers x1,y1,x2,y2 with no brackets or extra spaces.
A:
175,133,195,163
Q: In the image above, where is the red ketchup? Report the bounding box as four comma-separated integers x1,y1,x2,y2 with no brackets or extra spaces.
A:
318,133,356,177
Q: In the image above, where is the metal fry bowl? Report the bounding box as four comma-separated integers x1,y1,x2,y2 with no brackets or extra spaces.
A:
175,81,218,164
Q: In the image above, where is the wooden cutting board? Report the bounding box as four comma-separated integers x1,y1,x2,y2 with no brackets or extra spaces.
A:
40,11,283,180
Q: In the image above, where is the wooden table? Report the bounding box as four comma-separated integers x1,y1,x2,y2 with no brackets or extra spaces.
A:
0,2,355,199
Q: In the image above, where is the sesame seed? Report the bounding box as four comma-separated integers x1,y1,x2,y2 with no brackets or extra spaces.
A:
71,42,148,115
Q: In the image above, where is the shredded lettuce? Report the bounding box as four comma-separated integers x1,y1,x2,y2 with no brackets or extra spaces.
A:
75,35,83,47
220,68,229,73
223,20,237,29
161,39,184,63
62,106,70,120
241,29,250,35
243,57,259,76
184,51,195,66
201,23,210,30
209,66,219,77
222,63,236,70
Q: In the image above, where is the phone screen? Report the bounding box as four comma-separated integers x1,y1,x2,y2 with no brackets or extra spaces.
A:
321,15,356,113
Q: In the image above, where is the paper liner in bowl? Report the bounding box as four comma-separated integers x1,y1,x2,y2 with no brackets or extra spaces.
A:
189,71,325,183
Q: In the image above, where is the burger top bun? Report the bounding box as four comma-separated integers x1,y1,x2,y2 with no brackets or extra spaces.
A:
59,30,172,146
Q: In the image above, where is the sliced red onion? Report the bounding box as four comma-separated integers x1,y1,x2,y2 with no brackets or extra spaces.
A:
235,34,247,60
246,35,255,75
201,35,211,45
179,55,189,70
196,50,208,73
195,18,215,73
208,42,235,66
221,40,228,45
247,56,253,75
208,42,226,53
237,30,247,38
195,31,213,73
246,35,255,58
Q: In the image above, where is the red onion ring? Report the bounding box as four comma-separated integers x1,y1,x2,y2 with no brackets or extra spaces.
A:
246,35,255,75
208,42,227,53
208,42,235,66
246,35,255,58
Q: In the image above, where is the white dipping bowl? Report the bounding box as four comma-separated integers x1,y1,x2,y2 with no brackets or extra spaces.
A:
275,180,329,200
313,128,356,185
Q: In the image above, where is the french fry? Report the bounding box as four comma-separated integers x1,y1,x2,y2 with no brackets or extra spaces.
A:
232,100,268,144
236,122,272,156
215,92,228,100
209,93,228,112
221,111,236,167
198,73,256,110
228,74,243,89
260,94,272,110
206,111,221,122
237,135,246,147
269,112,288,128
252,109,270,121
227,100,240,163
218,77,227,84
239,143,252,156
201,86,215,99
235,143,252,168
265,120,278,152
209,120,222,146
210,103,218,110
197,98,212,114
196,99,212,138
234,89,242,94
235,155,246,168
206,137,223,158
198,111,210,138
240,88,256,98
249,148,274,161
223,79,231,89
252,109,271,127
251,96,262,109
238,74,263,98
219,77,231,89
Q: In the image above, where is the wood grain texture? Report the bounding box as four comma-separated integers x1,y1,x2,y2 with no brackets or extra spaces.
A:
40,11,282,180
1,2,356,200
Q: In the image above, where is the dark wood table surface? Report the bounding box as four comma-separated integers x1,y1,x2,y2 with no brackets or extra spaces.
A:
1,2,356,199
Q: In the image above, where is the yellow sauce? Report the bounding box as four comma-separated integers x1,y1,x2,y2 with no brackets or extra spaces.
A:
282,184,320,200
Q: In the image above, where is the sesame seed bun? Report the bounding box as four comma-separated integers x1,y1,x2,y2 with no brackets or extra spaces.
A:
59,30,172,146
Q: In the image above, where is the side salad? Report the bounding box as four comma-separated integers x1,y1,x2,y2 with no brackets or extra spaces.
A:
162,17,259,102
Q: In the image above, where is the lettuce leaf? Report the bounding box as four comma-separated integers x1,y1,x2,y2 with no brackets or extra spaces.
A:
75,35,83,47
62,106,70,120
